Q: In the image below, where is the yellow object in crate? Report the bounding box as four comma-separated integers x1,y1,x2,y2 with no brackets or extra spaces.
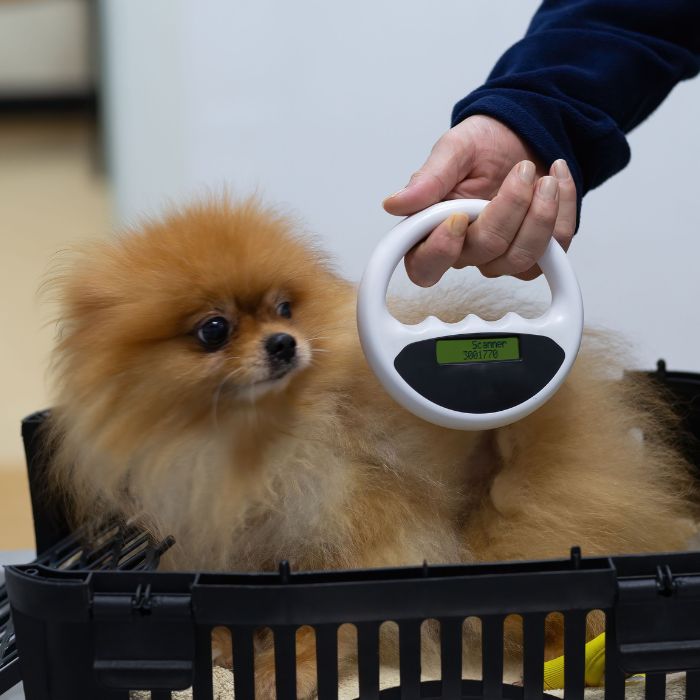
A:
543,632,607,690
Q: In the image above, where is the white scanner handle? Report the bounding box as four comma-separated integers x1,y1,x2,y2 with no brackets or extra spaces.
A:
357,199,584,430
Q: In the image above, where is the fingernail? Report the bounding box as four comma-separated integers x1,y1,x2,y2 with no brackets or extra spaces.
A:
538,176,559,200
518,160,536,184
447,213,469,237
552,159,569,181
383,187,408,202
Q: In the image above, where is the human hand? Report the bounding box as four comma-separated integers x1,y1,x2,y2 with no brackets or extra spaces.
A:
383,115,577,285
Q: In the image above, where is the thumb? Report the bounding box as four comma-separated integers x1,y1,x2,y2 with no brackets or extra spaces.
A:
383,131,474,216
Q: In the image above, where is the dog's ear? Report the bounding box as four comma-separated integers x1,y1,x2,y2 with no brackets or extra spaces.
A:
41,242,123,326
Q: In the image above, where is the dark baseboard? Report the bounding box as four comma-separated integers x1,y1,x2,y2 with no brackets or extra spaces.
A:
0,92,98,118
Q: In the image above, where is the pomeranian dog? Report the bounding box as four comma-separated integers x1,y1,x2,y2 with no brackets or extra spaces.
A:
46,198,696,695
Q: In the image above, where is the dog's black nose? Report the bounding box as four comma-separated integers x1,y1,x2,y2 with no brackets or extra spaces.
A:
265,333,296,363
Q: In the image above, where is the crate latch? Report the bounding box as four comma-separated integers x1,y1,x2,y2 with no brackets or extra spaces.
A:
92,587,195,690
616,567,700,674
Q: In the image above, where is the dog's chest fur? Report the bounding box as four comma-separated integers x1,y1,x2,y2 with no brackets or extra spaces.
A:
145,412,480,573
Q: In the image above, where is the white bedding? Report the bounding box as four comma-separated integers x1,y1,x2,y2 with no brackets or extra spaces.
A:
155,666,687,699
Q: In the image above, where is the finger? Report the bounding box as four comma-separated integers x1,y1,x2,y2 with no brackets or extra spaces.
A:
479,175,559,278
404,213,469,287
453,160,537,269
383,130,475,216
551,159,576,250
513,266,542,281
513,160,576,280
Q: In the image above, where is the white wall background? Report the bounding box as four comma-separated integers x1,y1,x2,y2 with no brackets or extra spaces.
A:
100,0,700,371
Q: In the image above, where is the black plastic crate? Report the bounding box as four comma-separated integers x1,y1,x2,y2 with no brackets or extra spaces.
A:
0,525,173,696
6,549,700,699
2,362,700,699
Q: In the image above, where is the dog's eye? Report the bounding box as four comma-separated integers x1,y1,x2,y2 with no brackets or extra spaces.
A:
276,301,292,319
196,316,230,351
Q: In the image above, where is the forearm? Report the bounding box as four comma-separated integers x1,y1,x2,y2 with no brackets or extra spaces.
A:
452,0,700,211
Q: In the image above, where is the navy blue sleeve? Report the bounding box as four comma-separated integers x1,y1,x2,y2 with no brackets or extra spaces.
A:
451,0,700,221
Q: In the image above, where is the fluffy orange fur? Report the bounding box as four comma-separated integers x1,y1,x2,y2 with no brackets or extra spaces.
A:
46,198,697,694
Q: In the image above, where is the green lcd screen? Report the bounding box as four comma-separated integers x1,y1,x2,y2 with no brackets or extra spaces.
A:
436,337,520,364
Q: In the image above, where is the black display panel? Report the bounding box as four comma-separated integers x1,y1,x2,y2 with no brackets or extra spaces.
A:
393,333,565,414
